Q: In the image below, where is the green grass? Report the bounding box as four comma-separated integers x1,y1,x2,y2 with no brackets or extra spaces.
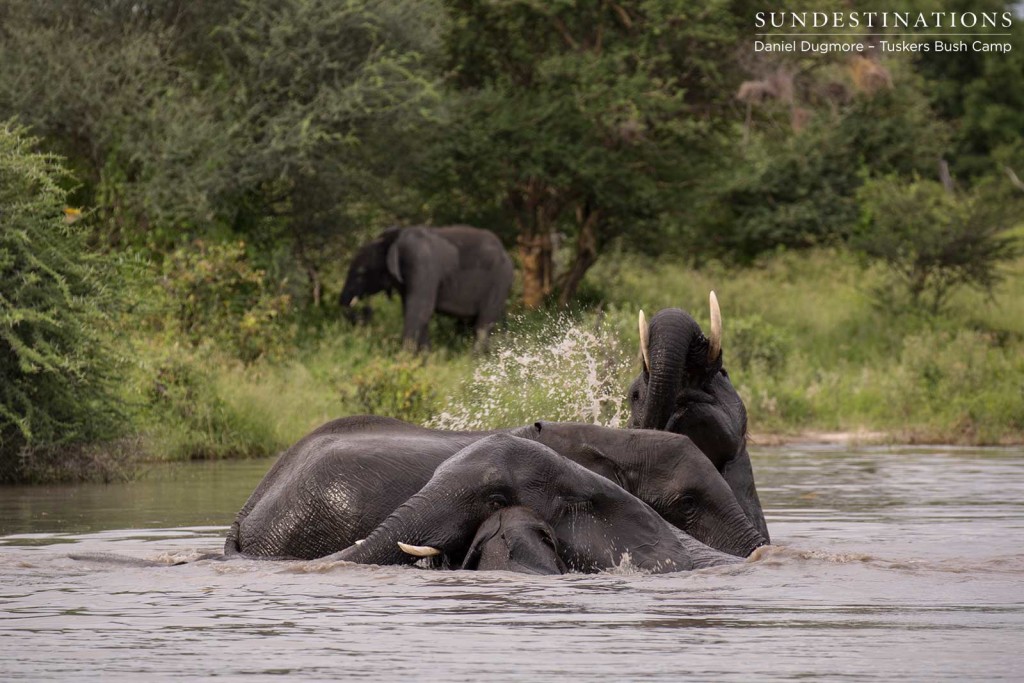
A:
115,246,1024,474
586,247,1024,443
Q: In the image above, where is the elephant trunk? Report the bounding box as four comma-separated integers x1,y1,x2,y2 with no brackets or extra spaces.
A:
333,495,437,566
706,515,768,558
640,315,695,430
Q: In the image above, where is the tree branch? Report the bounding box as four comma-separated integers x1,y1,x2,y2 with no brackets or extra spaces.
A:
1003,165,1024,193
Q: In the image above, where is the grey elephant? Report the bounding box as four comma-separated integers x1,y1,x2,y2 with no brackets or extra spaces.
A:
326,435,739,573
226,417,766,562
461,507,567,574
631,293,770,542
339,225,514,351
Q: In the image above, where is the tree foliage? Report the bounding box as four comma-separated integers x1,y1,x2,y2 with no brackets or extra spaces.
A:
434,0,746,307
0,125,123,480
854,176,1021,314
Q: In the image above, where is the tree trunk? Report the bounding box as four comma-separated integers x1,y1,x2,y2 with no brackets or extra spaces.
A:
518,233,553,309
556,205,599,308
509,179,559,309
292,227,322,307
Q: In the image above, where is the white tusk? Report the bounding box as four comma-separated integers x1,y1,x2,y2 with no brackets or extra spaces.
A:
708,291,722,362
397,542,441,557
354,539,365,545
638,309,650,372
350,296,360,307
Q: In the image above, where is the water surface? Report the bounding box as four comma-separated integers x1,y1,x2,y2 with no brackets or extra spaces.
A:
2,445,1022,680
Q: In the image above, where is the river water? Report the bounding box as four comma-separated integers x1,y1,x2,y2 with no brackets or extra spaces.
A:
1,445,1022,681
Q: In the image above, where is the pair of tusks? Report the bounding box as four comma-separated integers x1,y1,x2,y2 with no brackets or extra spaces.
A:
638,291,722,372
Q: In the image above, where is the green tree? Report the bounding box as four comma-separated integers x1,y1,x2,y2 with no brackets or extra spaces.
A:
0,124,123,481
212,0,446,304
854,176,1021,314
435,0,746,307
914,1,1024,179
0,0,446,305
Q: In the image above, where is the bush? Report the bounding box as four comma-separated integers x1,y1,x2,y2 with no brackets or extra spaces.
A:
854,177,1021,314
349,355,439,424
160,240,293,363
0,124,124,481
728,314,789,377
140,347,278,460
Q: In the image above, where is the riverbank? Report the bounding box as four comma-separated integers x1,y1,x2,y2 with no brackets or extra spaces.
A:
15,246,1024,483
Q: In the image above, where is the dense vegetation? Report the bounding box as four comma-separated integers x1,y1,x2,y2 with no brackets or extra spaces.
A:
0,0,1021,481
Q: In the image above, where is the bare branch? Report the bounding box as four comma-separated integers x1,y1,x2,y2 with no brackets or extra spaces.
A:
1004,165,1024,193
938,159,955,194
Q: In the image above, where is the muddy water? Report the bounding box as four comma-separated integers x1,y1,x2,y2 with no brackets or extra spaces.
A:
1,445,1022,681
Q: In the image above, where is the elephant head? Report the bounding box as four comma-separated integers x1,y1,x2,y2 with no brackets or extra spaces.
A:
332,434,706,573
461,506,567,575
338,227,402,309
522,422,766,557
629,293,770,542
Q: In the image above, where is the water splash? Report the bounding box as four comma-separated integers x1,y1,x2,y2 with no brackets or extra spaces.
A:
430,313,634,430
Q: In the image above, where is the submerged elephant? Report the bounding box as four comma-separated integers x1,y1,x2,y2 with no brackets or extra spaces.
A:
339,225,513,351
326,435,738,573
226,417,765,562
461,507,567,574
632,294,770,542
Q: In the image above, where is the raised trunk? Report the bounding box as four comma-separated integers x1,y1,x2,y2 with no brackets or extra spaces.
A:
640,320,692,430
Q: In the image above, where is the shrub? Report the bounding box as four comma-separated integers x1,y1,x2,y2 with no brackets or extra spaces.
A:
160,240,293,363
349,355,439,424
0,124,124,481
141,347,278,460
854,177,1021,314
728,314,789,377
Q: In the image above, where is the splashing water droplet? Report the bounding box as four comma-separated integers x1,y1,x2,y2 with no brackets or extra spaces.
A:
429,313,633,430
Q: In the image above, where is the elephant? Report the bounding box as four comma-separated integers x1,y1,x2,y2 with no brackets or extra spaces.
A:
339,225,514,352
325,435,740,573
630,293,770,542
225,416,766,562
460,507,567,574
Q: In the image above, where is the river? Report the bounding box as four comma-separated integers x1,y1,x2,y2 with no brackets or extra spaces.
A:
1,445,1022,680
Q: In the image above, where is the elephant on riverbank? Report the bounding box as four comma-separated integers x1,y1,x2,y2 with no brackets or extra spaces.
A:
325,435,739,573
225,417,766,562
632,294,770,541
339,225,513,352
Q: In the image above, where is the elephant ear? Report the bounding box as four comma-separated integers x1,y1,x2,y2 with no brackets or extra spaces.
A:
571,444,630,491
461,513,503,570
385,235,404,284
387,227,460,286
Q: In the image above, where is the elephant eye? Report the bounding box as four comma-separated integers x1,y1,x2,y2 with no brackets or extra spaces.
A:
486,493,509,510
677,492,701,519
631,390,640,402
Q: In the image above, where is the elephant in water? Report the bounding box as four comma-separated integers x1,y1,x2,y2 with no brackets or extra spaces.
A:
226,418,766,562
326,435,739,573
631,293,770,542
339,225,513,352
461,507,567,574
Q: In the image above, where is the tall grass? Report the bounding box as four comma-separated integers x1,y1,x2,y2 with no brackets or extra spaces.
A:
587,248,1024,443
